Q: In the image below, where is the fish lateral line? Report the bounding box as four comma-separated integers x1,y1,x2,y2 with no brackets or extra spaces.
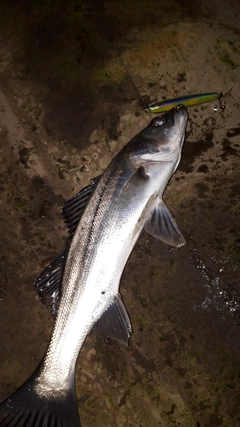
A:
145,92,225,113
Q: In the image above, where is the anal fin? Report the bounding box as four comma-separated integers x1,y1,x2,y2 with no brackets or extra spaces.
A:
91,294,132,345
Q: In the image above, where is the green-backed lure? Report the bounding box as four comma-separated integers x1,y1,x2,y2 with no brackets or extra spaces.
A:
145,92,225,113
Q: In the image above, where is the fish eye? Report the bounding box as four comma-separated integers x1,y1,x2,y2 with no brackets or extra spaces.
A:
153,117,165,127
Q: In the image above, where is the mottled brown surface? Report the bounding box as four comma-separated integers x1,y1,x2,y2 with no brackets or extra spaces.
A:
0,0,240,426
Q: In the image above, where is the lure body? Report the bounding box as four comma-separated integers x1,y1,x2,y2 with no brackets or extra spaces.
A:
145,92,220,113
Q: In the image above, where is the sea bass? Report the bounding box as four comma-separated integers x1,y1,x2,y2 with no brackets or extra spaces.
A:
0,105,188,427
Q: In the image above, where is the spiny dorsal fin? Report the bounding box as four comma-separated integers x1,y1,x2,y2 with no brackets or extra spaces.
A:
62,175,101,237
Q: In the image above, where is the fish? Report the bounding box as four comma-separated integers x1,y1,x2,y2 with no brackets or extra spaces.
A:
145,92,224,113
0,105,188,427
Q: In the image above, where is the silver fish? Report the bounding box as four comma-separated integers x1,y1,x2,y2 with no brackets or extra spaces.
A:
0,105,188,427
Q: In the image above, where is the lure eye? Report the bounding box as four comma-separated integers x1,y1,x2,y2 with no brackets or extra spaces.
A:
153,117,165,127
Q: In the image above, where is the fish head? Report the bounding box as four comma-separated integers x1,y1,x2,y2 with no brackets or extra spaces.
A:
128,105,188,171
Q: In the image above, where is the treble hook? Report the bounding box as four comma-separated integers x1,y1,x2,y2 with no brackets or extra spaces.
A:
212,92,226,111
219,92,226,110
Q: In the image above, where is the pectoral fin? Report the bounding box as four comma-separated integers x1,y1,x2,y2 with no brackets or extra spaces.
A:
90,294,132,345
145,200,186,247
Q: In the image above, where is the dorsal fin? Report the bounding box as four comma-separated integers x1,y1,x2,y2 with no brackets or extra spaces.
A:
62,175,101,237
34,176,101,314
34,246,69,315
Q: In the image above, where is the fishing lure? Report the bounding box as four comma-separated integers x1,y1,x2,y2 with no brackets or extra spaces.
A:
145,92,225,113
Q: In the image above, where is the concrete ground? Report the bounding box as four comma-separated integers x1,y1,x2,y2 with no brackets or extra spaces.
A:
0,0,240,426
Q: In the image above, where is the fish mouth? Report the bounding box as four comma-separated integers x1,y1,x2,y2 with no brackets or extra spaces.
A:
127,105,188,169
168,104,188,127
133,105,188,165
173,105,188,137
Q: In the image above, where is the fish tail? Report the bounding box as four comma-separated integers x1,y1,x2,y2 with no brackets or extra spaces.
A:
0,365,81,427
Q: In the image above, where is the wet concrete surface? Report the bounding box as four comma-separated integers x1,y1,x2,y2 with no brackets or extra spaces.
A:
0,0,240,425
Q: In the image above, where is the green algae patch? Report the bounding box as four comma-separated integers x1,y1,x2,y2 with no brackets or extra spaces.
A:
214,37,239,69
91,58,126,88
137,316,148,328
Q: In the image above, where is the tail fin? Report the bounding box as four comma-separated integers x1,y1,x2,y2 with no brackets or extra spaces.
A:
0,367,81,427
